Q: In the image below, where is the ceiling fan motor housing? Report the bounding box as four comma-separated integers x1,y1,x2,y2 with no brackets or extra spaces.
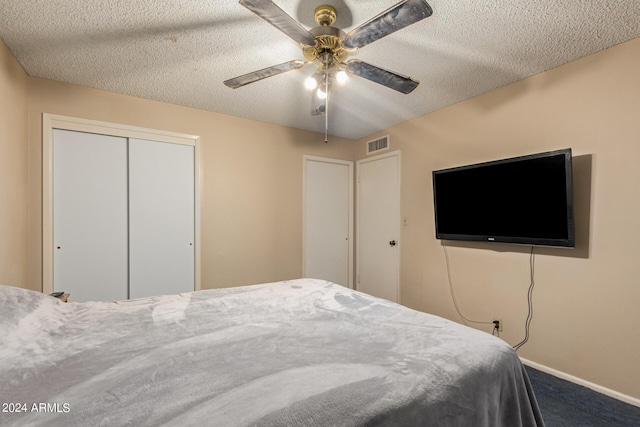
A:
304,6,351,70
303,26,348,67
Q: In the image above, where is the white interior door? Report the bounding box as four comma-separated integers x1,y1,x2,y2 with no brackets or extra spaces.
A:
357,151,401,302
303,156,353,288
53,129,129,302
128,138,195,298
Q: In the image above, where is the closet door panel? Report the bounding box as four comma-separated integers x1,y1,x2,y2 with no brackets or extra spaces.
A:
128,138,195,298
53,129,129,302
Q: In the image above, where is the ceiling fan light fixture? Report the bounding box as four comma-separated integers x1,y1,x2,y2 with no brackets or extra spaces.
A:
335,70,348,84
317,88,327,100
304,76,318,90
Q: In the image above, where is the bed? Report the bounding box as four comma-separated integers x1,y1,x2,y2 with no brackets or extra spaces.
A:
0,279,544,426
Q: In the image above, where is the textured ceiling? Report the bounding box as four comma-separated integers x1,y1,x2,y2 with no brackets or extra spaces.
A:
1,0,639,139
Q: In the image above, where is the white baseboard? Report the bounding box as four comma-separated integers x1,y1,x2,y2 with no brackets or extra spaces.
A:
520,358,640,408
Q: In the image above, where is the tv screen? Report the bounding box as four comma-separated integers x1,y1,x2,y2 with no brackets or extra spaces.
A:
432,149,575,248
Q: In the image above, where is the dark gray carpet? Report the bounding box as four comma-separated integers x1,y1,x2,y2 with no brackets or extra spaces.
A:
525,366,640,426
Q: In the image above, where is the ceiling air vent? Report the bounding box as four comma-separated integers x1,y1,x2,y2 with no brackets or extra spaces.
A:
366,135,389,155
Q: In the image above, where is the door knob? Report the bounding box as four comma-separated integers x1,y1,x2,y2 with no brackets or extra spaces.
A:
389,240,397,247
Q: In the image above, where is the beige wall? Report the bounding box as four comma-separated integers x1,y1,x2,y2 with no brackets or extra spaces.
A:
0,40,29,287
356,37,640,399
23,78,355,291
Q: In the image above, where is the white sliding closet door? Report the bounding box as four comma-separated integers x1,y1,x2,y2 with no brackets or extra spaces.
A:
128,138,195,298
53,129,129,302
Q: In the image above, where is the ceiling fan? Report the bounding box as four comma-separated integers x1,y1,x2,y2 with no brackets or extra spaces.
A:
224,0,434,114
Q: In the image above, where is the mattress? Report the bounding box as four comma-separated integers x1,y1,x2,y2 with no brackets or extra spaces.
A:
0,279,544,426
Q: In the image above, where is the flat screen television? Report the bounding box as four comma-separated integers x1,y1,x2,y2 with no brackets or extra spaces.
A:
432,148,575,248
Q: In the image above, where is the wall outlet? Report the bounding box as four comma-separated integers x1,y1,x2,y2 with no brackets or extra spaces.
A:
493,319,503,332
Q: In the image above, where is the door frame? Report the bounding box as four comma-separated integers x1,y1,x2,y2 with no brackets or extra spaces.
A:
42,113,202,294
356,150,401,302
302,155,354,289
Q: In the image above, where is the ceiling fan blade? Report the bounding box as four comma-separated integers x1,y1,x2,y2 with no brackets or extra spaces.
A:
343,0,433,49
239,0,316,46
224,60,305,89
346,60,419,94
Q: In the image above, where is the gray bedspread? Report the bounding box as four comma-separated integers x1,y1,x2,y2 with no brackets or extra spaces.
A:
0,279,544,426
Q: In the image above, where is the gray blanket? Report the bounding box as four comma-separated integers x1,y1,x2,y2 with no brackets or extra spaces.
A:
0,279,544,426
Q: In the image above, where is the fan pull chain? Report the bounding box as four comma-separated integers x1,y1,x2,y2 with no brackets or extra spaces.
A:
324,71,329,143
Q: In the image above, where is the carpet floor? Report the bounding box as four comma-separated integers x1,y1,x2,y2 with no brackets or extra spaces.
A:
525,366,640,426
